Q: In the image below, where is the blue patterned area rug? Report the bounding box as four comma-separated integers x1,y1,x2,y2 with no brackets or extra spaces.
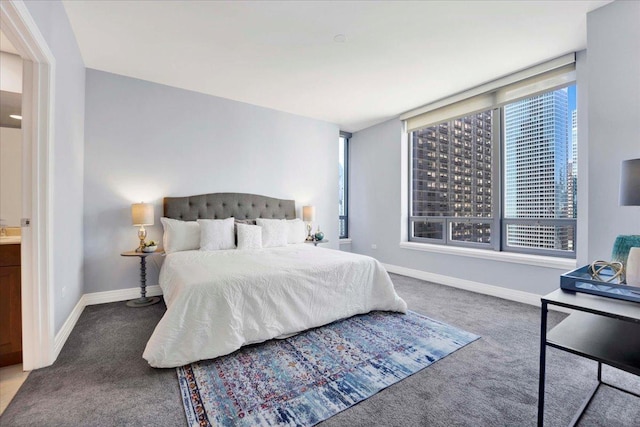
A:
177,310,479,427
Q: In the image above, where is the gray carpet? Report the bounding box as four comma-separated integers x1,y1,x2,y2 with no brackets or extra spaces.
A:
1,274,638,426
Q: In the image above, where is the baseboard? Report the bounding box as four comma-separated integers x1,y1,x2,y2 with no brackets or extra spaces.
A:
83,285,163,306
383,263,545,307
53,295,86,360
53,285,164,361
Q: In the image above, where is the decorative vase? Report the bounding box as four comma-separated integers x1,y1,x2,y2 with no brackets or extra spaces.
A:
314,229,324,241
626,247,640,286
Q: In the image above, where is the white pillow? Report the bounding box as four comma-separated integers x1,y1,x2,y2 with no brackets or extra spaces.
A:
286,219,307,244
160,217,200,254
236,223,262,250
256,218,288,248
198,218,236,251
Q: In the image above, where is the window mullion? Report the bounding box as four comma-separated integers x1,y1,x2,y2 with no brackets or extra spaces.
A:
492,107,502,252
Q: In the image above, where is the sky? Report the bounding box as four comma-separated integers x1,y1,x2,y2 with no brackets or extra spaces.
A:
568,84,577,113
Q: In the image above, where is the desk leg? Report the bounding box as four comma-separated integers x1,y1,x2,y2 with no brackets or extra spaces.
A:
569,363,601,427
538,301,548,427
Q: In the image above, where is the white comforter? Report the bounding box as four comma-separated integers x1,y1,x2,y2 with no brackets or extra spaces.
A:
143,244,407,368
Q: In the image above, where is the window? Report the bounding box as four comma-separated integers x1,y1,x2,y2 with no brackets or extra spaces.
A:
410,110,496,248
503,87,577,255
409,84,577,258
339,133,349,239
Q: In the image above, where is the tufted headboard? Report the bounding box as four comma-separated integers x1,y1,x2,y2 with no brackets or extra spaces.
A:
163,192,296,221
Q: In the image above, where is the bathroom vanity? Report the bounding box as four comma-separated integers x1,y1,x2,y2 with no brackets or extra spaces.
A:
0,242,21,367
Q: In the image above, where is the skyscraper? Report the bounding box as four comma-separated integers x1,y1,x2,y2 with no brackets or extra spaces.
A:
504,88,570,250
571,109,577,176
411,111,493,243
569,109,578,217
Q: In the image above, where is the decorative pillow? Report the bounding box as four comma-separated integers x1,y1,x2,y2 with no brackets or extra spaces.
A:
256,218,288,248
197,218,236,251
286,219,307,244
160,217,201,254
234,218,257,233
236,223,262,250
234,219,257,245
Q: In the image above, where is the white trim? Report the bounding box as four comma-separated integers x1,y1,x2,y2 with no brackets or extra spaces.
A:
1,0,56,370
383,263,572,313
383,263,541,306
53,295,85,360
399,241,576,270
52,286,164,358
338,238,352,245
83,285,163,306
0,1,54,63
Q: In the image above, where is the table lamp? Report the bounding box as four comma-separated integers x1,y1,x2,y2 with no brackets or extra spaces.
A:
620,158,640,285
302,205,315,241
620,158,640,207
132,202,154,252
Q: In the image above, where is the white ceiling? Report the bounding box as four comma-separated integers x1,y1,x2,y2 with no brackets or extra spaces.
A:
62,0,610,132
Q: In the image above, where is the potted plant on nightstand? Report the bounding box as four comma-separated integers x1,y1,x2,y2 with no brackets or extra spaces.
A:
142,240,158,253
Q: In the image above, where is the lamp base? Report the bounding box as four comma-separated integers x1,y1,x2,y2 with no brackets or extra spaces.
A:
137,226,147,252
627,247,640,286
126,296,161,307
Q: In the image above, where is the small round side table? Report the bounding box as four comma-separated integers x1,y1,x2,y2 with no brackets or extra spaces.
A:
121,250,162,307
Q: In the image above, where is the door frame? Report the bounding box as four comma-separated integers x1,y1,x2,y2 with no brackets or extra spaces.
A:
1,0,55,370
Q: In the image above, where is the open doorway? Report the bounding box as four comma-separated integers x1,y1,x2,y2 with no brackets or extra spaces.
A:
0,0,55,378
0,29,25,369
0,27,28,414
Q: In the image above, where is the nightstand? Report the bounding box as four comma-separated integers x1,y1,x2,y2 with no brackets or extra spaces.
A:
121,250,162,307
305,239,329,246
538,289,640,426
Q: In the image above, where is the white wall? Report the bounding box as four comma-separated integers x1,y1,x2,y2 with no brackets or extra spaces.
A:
585,0,640,262
24,0,86,334
349,0,639,297
0,127,22,227
0,51,22,93
83,69,339,294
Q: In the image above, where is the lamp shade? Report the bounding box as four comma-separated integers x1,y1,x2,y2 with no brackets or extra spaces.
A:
302,205,315,222
131,203,154,226
620,158,640,206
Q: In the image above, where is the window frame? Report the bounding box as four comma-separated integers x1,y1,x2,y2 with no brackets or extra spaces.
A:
408,108,501,252
339,131,350,239
408,85,577,259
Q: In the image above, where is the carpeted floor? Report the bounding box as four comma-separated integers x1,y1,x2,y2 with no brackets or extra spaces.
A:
1,273,638,427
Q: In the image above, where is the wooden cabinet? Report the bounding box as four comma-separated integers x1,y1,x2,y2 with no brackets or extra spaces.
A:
0,244,21,367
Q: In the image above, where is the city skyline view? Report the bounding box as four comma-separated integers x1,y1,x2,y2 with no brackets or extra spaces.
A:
410,84,577,252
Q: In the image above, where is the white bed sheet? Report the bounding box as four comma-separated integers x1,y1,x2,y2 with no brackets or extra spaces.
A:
142,244,407,367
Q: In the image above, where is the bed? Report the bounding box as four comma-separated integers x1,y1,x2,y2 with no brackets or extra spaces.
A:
142,193,407,368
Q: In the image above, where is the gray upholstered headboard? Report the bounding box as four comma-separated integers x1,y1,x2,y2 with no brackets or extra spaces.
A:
163,193,296,221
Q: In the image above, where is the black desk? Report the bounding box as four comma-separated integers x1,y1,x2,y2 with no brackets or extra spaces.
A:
538,289,640,426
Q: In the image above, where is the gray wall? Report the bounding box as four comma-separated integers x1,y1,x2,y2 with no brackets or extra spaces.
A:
585,0,640,263
24,0,86,334
350,119,568,295
349,0,639,296
83,69,339,294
